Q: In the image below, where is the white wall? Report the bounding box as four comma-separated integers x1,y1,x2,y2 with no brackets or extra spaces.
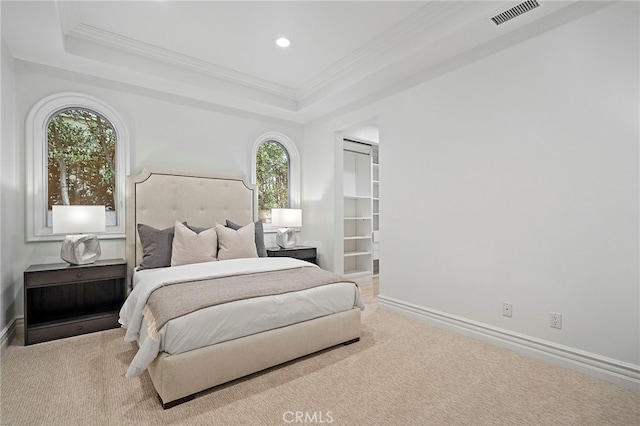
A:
305,2,638,385
7,62,303,321
1,38,17,335
379,2,638,365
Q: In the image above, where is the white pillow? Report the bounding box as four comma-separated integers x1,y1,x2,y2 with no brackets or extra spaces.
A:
171,221,218,266
216,222,258,260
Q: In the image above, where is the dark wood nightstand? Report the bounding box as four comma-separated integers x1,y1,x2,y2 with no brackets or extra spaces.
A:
23,258,126,345
266,246,317,264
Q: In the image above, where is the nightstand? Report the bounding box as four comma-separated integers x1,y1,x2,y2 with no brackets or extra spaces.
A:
23,258,126,345
266,246,317,264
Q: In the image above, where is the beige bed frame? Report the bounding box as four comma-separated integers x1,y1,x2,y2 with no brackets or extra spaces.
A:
126,168,361,408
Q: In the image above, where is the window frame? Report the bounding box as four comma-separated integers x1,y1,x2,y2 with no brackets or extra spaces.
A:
251,131,300,232
26,92,130,241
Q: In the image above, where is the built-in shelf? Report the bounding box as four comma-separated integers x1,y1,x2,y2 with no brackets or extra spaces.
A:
372,145,380,277
342,138,379,278
344,250,372,257
344,268,370,276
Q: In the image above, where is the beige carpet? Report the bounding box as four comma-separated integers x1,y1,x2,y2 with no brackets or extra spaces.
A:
1,309,638,425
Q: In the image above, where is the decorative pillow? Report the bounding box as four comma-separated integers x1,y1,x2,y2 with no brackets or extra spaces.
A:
226,220,266,257
137,223,179,270
171,221,218,266
216,222,258,260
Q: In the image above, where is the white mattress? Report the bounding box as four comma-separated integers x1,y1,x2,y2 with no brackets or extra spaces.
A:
120,258,364,378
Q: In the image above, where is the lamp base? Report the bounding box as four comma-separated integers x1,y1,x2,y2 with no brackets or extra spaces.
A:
276,228,296,249
60,234,101,265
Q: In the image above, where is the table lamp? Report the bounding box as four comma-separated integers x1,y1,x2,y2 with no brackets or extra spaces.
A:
52,205,106,265
271,208,302,249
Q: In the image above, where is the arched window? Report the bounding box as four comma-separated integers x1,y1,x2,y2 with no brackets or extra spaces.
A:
26,93,129,240
47,108,116,217
251,132,299,226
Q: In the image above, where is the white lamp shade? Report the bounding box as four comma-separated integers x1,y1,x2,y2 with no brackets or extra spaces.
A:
270,208,302,228
52,205,106,234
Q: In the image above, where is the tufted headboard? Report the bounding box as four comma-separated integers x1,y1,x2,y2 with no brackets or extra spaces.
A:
125,168,257,283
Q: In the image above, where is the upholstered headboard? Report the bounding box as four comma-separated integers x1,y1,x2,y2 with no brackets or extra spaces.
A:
125,168,257,282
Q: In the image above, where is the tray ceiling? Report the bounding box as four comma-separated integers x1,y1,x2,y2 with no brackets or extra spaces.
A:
2,1,600,122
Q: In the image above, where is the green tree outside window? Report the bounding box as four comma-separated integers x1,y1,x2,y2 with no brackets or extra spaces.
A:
256,141,289,222
47,108,116,212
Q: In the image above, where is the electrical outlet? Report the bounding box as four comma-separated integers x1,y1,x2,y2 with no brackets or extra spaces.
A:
502,303,512,317
550,312,562,329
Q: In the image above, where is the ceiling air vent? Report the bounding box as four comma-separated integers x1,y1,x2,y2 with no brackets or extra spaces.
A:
491,0,540,25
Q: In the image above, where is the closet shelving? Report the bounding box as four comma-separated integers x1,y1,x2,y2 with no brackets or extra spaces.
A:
343,140,374,278
372,145,380,277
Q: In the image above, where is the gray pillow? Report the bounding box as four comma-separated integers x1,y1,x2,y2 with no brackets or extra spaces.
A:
137,223,180,270
186,224,209,234
226,219,266,257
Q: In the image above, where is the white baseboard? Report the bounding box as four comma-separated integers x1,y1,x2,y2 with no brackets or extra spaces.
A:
378,295,640,391
0,317,21,352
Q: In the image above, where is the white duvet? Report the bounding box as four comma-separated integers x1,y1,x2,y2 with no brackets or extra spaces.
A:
119,257,364,378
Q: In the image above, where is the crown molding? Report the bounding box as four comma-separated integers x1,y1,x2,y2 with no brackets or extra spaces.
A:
296,2,473,101
58,2,296,100
46,0,587,122
55,0,81,35
56,0,473,108
66,23,297,100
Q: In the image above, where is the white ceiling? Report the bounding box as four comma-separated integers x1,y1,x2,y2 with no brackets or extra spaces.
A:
2,1,597,123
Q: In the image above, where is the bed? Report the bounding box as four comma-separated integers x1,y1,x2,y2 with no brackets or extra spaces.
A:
121,168,363,408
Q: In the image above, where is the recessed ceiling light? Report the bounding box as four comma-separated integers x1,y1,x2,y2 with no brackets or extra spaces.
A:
275,37,291,48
